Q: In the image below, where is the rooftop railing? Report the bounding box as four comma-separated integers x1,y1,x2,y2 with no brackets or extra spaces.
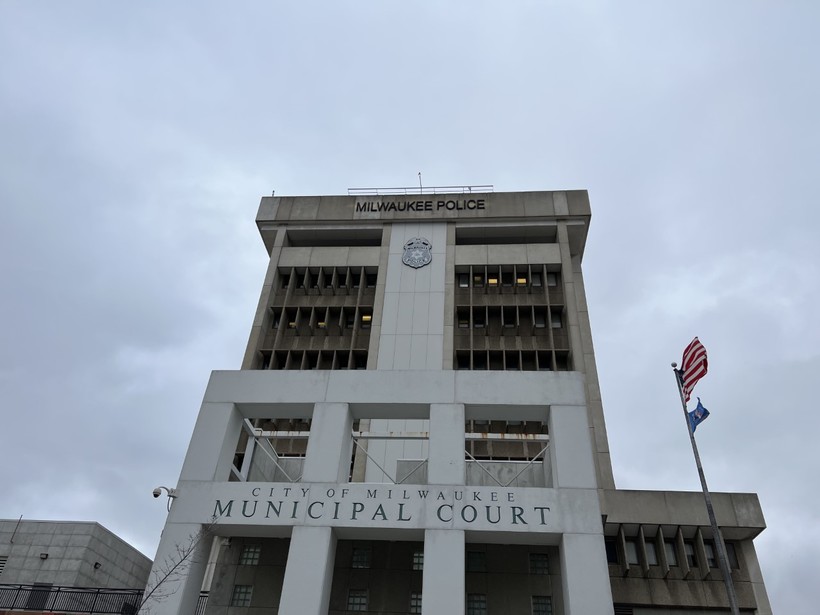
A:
348,185,493,196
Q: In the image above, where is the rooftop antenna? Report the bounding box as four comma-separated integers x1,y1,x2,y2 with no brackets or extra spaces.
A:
418,172,423,193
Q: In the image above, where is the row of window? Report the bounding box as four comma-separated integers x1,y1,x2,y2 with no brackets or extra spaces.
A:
236,545,549,575
232,587,552,615
605,537,740,570
279,268,378,291
271,306,374,331
456,305,563,329
455,350,570,371
457,270,559,289
259,349,368,371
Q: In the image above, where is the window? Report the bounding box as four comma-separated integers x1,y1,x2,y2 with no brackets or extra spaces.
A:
473,274,484,287
532,596,553,615
534,309,546,328
664,540,678,566
517,276,528,286
409,592,422,614
704,541,718,568
487,276,498,287
644,540,658,565
550,312,562,329
239,545,261,566
351,547,371,569
0,555,6,575
605,538,618,564
529,552,549,574
684,541,696,567
466,550,486,572
466,594,487,615
625,539,639,565
231,585,253,607
531,272,542,287
458,273,469,288
360,313,372,329
725,542,740,569
547,272,558,287
347,590,368,611
501,271,513,287
280,273,290,289
366,272,377,288
412,550,424,571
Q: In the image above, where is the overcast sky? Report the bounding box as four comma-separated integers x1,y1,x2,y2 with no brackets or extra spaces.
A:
1,1,817,612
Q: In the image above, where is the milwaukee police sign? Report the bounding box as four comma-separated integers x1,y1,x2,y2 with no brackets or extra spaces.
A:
354,197,487,217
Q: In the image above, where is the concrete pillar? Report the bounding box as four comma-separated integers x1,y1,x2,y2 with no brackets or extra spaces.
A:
427,403,465,485
302,402,353,483
279,526,336,615
548,405,597,488
422,529,464,614
560,533,614,615
178,402,244,482
144,522,210,615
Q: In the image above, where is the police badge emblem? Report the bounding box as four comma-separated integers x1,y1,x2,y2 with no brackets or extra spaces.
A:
402,237,433,269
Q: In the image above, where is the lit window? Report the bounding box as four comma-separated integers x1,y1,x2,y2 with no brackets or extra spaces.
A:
645,540,658,565
351,547,371,569
409,592,422,614
412,550,424,570
458,273,469,288
473,274,484,287
288,321,297,329
239,545,261,566
664,540,678,566
347,590,368,611
231,585,253,607
625,539,639,565
466,594,487,615
317,321,327,329
361,313,372,329
532,595,553,615
531,273,542,287
488,277,498,286
529,553,549,574
517,276,528,286
466,550,486,572
684,541,696,567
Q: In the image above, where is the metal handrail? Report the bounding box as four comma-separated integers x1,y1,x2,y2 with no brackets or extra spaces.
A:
0,584,143,615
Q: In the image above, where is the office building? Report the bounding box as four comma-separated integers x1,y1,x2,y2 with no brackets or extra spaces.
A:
146,189,771,614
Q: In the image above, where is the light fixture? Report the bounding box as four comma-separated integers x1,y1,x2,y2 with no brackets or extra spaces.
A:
317,321,326,329
40,553,48,560
488,277,498,286
516,277,528,285
288,321,297,329
361,314,372,322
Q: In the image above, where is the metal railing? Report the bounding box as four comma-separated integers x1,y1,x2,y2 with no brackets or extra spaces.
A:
0,584,143,615
348,185,493,196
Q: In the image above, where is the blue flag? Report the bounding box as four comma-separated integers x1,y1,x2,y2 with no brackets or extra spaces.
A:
688,397,710,432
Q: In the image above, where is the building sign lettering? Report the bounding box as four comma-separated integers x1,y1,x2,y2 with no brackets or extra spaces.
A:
355,198,486,215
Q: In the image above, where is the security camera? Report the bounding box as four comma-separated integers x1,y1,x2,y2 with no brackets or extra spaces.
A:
152,487,162,498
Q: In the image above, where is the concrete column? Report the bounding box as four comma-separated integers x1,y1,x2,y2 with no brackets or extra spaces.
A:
279,526,336,615
548,405,597,488
179,402,243,482
302,402,353,483
422,529,464,614
144,522,210,615
427,403,465,485
560,533,614,615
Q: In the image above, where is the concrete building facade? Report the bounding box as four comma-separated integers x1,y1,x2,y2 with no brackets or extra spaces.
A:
147,189,771,615
0,520,151,590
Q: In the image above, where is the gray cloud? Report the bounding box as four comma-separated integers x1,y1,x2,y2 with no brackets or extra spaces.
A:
1,2,817,611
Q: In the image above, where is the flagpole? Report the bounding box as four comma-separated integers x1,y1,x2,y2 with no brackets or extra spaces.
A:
671,363,740,615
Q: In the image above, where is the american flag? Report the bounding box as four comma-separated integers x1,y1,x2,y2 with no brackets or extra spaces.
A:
680,337,708,402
